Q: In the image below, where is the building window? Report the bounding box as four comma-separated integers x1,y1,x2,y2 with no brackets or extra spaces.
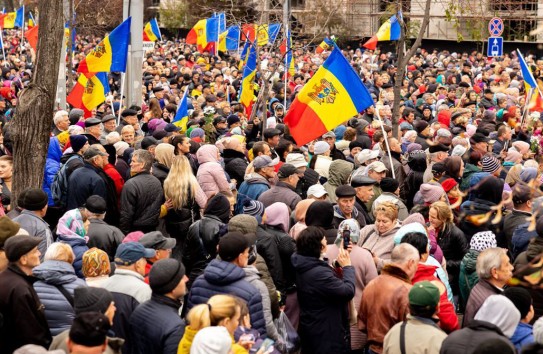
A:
488,0,537,12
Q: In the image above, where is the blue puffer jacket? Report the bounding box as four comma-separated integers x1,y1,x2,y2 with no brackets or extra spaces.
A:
33,260,87,336
43,137,62,206
187,259,266,336
510,322,534,351
57,234,88,279
128,294,185,354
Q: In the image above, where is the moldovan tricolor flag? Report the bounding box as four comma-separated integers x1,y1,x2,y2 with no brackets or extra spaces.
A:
77,17,131,73
67,72,111,117
238,44,257,114
172,89,189,132
143,18,162,41
186,17,219,53
363,12,401,50
284,48,374,146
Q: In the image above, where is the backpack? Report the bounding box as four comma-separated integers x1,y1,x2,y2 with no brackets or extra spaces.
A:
51,155,81,208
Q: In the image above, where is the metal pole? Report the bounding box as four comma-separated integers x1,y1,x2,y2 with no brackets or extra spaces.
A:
117,72,126,123
123,0,143,108
283,0,289,110
374,108,395,179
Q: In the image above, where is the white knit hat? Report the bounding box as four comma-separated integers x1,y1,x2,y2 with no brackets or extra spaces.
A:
190,326,232,354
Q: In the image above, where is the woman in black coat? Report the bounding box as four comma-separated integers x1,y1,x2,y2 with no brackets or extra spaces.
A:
291,226,355,354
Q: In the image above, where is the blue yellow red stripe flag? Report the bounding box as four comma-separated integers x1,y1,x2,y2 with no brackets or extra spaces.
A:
143,18,161,41
67,72,111,117
284,48,374,146
186,17,219,53
517,49,537,89
225,25,240,51
285,30,295,77
238,39,251,70
172,89,189,132
28,12,35,28
363,12,401,50
0,11,16,28
14,6,23,28
316,37,335,54
77,17,131,73
239,44,257,112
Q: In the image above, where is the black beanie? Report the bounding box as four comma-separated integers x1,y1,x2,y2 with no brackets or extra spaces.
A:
503,288,532,319
149,258,186,294
380,177,400,193
204,194,231,224
69,312,111,347
20,188,48,211
74,287,114,314
218,232,249,262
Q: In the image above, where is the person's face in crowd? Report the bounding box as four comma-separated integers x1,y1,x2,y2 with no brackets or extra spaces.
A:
261,165,276,179
122,130,135,145
130,155,145,174
368,169,386,182
355,185,374,203
428,207,443,230
216,121,227,131
95,146,109,167
388,138,401,153
20,247,41,272
350,146,362,157
406,112,415,123
474,141,489,154
267,135,280,148
324,136,335,150
221,306,241,336
275,108,284,119
170,274,189,300
177,138,191,154
155,90,164,99
125,114,138,127
80,141,90,155
491,253,514,286
88,124,103,138
338,196,355,216
0,159,13,179
56,114,70,131
375,212,395,235
294,76,303,85
259,144,272,158
103,119,116,132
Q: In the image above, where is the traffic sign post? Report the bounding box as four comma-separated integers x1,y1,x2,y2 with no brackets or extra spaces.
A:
487,37,503,57
487,17,504,58
488,17,504,37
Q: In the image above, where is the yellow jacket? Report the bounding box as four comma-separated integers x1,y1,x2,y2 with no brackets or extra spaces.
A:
177,326,197,354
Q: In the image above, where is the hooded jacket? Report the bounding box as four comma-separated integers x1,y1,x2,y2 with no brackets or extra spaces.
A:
44,137,62,206
196,145,231,198
33,260,87,336
187,259,266,336
243,266,279,340
323,160,353,203
401,152,427,210
440,320,516,354
291,253,355,354
411,263,459,333
258,181,301,211
511,222,537,260
236,174,271,214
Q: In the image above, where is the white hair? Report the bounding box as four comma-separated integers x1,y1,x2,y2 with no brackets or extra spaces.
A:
68,125,84,136
105,132,121,145
476,248,506,280
44,242,75,264
53,110,69,125
391,243,419,265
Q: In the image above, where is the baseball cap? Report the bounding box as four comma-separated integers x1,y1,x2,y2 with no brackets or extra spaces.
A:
307,184,328,198
367,161,388,173
409,281,440,308
253,155,278,169
322,131,336,139
285,153,307,168
357,149,380,164
277,164,298,179
114,242,156,265
164,123,181,132
139,231,176,250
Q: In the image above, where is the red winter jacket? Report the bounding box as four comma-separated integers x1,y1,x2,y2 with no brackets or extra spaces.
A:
412,262,459,333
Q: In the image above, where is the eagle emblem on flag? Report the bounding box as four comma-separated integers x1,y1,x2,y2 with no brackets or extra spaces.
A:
308,79,338,105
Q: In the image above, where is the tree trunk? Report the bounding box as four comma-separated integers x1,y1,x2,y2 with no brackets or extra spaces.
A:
10,0,64,208
391,0,432,138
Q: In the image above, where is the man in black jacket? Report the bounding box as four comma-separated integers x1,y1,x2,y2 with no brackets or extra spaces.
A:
120,149,163,234
129,259,188,354
66,147,109,210
0,235,51,354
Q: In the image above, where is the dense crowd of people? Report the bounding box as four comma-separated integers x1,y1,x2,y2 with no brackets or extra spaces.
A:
0,25,543,354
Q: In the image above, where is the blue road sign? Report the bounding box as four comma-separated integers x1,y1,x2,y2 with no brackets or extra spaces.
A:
487,37,503,57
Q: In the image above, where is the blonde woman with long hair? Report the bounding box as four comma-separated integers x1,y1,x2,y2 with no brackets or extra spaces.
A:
163,155,207,260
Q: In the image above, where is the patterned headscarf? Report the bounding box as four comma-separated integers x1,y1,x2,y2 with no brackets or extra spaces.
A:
469,231,497,252
82,248,111,278
57,208,87,241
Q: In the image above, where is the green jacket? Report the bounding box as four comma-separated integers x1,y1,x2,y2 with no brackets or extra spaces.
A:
459,249,479,307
